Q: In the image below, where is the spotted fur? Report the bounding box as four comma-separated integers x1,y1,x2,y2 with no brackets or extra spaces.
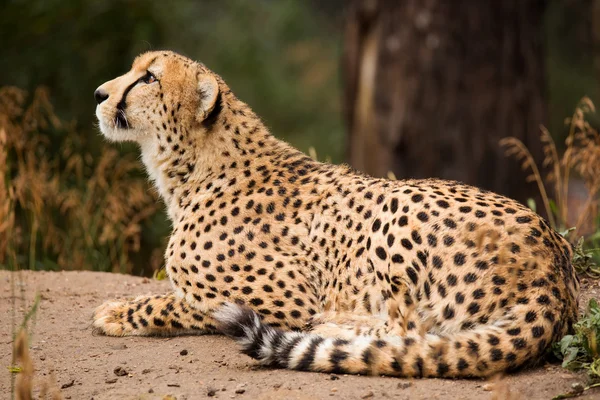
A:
92,50,580,378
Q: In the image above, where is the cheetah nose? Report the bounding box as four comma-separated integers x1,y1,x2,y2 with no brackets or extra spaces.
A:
94,89,109,105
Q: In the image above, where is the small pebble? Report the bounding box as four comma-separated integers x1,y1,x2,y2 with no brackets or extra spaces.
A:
180,349,188,356
61,380,75,389
571,382,584,393
235,383,247,394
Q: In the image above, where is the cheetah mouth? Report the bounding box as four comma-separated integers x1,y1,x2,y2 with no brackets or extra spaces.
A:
114,110,130,129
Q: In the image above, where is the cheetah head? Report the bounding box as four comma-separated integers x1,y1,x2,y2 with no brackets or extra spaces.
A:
94,51,220,144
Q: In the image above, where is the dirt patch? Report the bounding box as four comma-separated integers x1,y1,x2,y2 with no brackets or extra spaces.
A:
1,270,599,400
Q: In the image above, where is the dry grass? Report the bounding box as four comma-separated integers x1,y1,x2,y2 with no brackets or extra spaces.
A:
0,86,161,273
501,97,600,269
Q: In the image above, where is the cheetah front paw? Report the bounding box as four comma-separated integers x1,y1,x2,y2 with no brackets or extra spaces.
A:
92,299,138,337
93,293,210,337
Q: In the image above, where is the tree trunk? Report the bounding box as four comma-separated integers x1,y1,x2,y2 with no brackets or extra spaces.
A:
343,0,548,205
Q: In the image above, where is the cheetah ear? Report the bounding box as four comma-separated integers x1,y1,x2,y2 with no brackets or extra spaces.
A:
196,73,220,123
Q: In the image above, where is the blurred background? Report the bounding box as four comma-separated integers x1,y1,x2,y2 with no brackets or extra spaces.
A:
1,0,599,276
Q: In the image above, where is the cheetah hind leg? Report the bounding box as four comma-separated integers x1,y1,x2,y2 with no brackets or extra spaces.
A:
307,299,423,340
305,312,386,340
92,293,217,336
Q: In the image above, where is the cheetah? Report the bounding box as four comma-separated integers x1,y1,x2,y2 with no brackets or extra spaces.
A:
93,50,579,378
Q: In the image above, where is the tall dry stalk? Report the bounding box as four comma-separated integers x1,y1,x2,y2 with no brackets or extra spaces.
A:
567,99,600,233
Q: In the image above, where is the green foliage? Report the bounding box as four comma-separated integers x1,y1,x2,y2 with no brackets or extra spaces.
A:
571,238,600,278
554,299,600,381
527,198,537,213
17,293,40,335
153,267,168,281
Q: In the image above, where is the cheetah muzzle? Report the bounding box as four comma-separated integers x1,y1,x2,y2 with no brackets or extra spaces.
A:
93,50,580,378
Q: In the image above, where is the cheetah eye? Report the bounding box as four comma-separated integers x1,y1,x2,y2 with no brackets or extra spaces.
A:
141,71,157,84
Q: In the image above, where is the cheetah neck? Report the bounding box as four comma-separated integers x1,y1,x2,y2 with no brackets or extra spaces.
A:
138,94,296,223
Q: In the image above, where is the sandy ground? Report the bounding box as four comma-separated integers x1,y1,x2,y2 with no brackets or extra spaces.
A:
1,270,599,400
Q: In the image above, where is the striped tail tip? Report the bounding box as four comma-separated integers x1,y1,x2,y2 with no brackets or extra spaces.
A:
213,303,262,340
213,303,288,366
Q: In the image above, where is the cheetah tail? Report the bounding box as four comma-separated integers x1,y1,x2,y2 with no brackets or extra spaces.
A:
214,303,552,378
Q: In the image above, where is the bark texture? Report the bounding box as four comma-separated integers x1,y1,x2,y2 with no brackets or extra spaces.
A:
344,0,548,204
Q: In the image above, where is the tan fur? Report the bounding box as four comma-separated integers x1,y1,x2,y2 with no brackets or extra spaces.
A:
92,50,579,378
